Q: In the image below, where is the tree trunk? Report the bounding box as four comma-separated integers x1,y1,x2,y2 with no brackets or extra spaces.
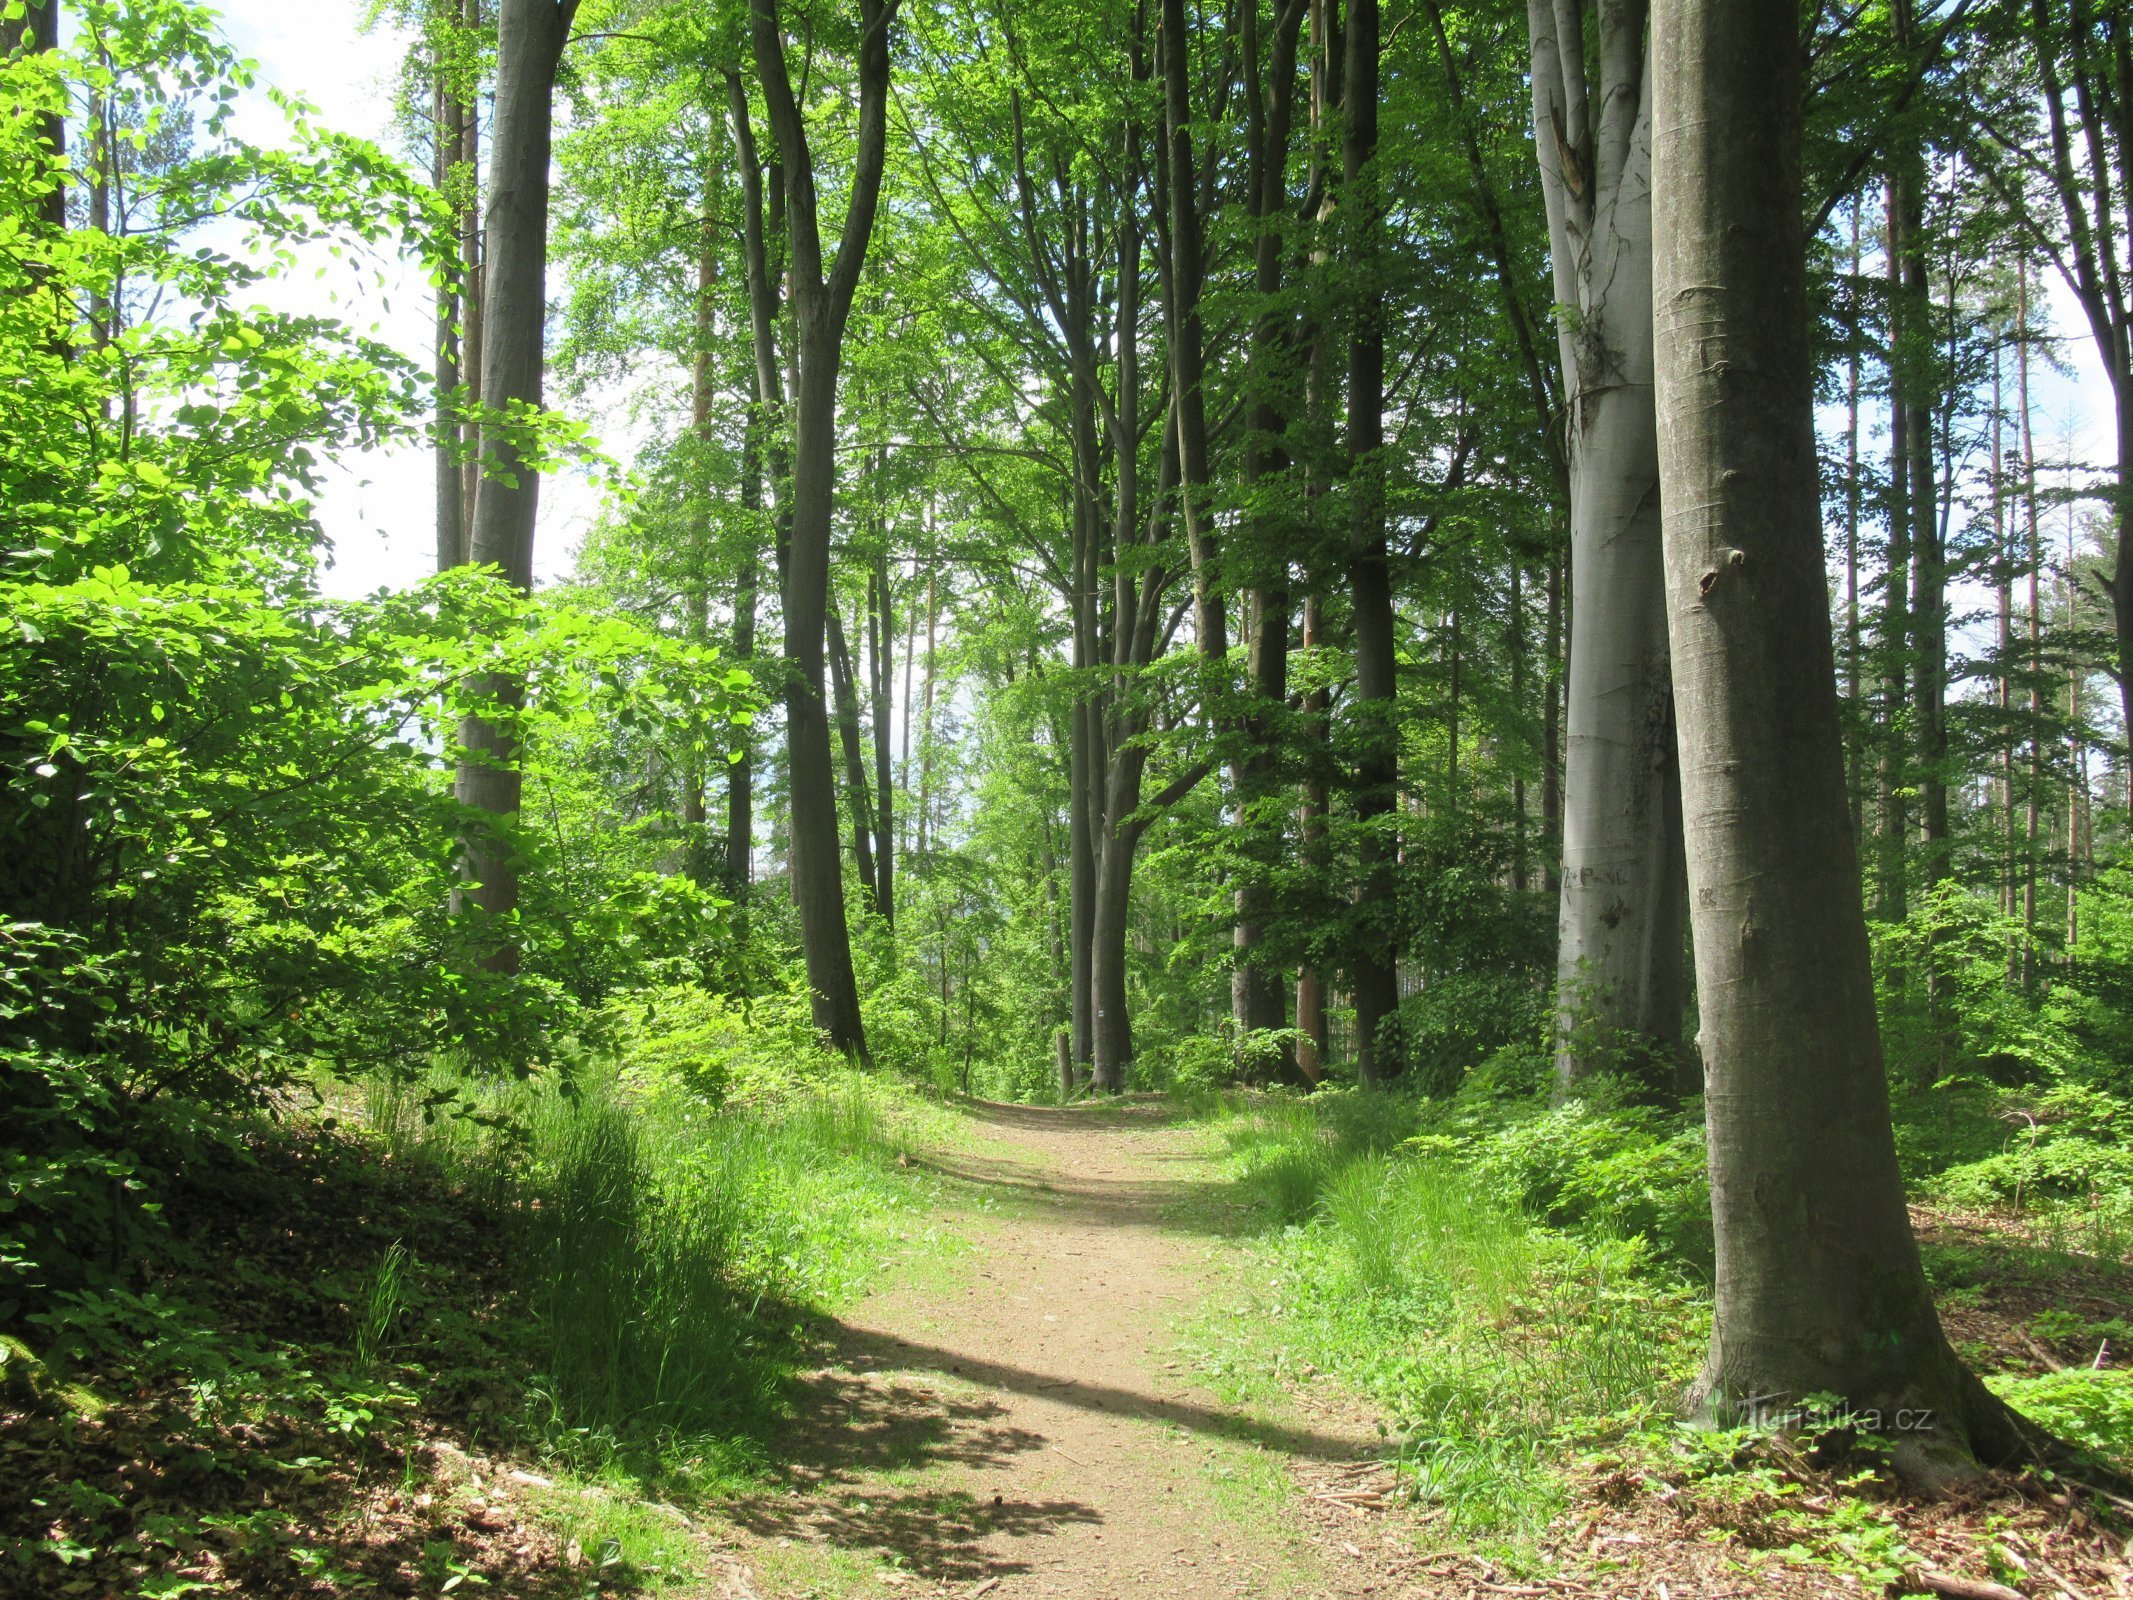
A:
1878,180,1912,922
1229,0,1305,1047
749,0,900,1059
828,603,880,913
1650,0,2036,1474
433,59,466,574
1529,0,1686,1090
1090,744,1152,1092
454,0,577,973
1346,0,1400,1085
729,414,761,895
2019,262,2042,983
681,182,719,882
4,4,66,232
459,0,484,537
869,550,895,925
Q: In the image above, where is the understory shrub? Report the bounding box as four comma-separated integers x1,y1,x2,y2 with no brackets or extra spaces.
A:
365,1056,948,1467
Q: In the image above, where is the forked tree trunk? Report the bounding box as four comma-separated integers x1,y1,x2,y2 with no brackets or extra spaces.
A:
1651,0,2038,1476
749,0,901,1060
1528,0,1687,1090
454,0,577,972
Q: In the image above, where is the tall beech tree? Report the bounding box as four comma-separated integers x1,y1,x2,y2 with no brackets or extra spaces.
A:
1650,0,2034,1470
747,0,900,1059
1527,0,1686,1088
454,0,578,969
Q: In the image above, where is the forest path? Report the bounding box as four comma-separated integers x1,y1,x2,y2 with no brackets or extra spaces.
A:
708,1099,1410,1600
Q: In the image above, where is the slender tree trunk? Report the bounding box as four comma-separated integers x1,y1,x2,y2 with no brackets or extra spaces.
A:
900,552,919,856
870,550,896,926
1890,46,1948,881
1995,343,2015,933
1346,0,1400,1085
918,568,938,861
1879,181,1912,922
1543,552,1563,895
1845,205,1865,849
1091,744,1152,1090
1651,0,2035,1473
749,0,900,1059
1528,0,1686,1089
1297,589,1330,1080
2020,262,2042,981
434,61,466,574
827,604,879,912
729,415,761,894
454,0,577,972
459,0,485,537
681,189,718,881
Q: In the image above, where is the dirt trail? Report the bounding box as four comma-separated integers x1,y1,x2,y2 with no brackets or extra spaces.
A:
712,1101,1398,1600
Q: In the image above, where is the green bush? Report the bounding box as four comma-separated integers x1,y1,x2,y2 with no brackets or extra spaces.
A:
1984,1368,2133,1469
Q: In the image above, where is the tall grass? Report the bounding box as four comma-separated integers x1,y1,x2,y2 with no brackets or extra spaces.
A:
1190,1092,1699,1548
365,1066,925,1471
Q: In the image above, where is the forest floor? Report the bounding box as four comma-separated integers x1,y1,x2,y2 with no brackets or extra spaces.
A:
699,1099,2133,1600
705,1098,1412,1600
10,1095,2130,1600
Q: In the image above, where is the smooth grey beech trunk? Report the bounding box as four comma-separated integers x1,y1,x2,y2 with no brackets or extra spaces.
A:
1528,0,1687,1089
1650,0,2034,1477
453,0,576,971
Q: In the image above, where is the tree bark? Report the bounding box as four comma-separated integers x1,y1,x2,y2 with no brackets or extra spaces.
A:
749,0,901,1059
459,0,484,538
4,3,66,233
433,55,466,574
869,550,896,926
454,0,577,972
828,602,880,913
1232,0,1306,1046
1529,0,1686,1091
1346,0,1401,1085
1651,0,2036,1474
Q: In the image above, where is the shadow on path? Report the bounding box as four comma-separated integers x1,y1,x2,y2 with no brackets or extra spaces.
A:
819,1322,1372,1465
726,1361,1098,1582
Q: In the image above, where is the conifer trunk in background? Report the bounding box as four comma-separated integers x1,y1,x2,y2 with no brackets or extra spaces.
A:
749,0,901,1060
1879,179,1912,922
1345,0,1401,1085
1887,8,1948,882
454,0,577,972
1650,0,2038,1473
1527,0,1686,1090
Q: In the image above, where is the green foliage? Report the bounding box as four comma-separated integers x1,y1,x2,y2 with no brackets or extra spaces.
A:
1187,1091,1698,1548
366,1056,951,1473
0,1,755,1326
1983,1368,2133,1469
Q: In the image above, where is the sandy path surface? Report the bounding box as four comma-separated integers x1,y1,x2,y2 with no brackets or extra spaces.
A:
713,1101,1396,1600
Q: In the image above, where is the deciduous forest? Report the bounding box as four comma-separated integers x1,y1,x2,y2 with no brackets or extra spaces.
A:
9,0,2133,1593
